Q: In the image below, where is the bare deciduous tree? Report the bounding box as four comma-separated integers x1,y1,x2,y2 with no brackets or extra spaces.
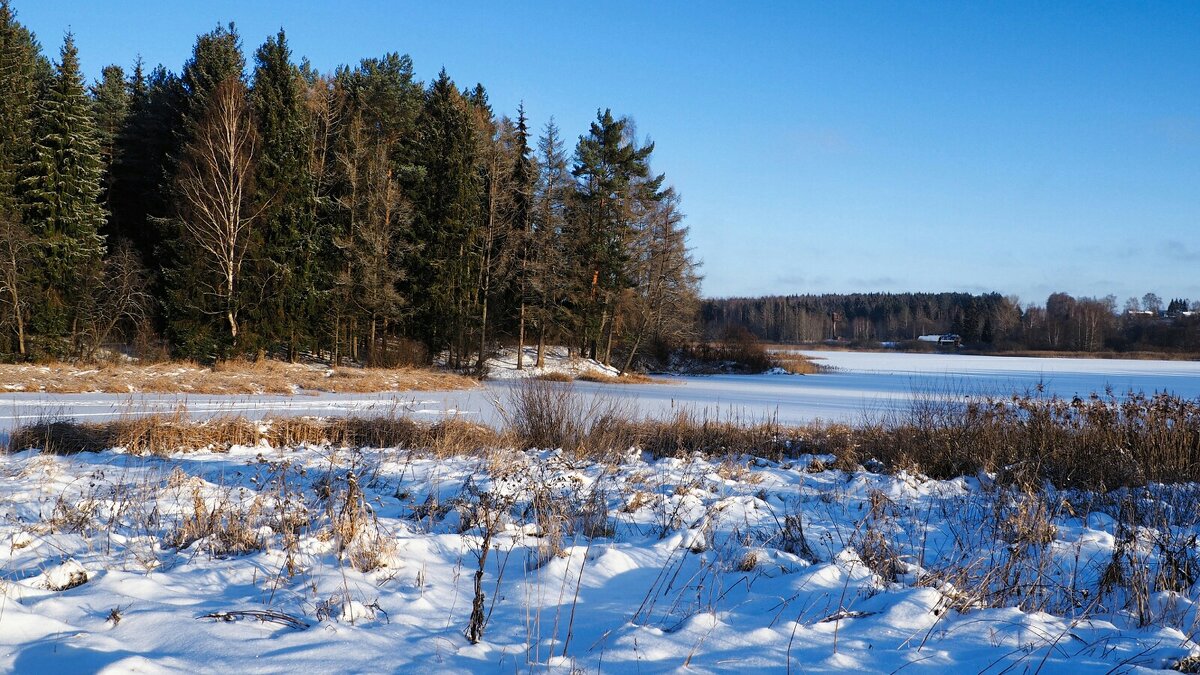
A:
0,213,33,356
175,76,263,345
79,242,152,359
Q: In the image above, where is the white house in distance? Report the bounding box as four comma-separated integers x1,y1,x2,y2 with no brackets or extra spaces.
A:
918,334,962,346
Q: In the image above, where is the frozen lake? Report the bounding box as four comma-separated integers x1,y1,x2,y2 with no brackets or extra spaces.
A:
2,351,1199,431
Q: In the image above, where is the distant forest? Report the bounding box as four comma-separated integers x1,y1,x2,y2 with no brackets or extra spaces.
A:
703,293,1200,354
0,2,700,370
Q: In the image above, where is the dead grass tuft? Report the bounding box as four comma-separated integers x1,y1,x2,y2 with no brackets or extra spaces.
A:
168,488,265,557
769,352,823,375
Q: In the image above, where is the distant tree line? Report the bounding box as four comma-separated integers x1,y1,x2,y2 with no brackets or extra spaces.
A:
703,292,1200,354
0,4,700,369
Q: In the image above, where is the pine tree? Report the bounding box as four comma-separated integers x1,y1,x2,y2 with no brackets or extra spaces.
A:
23,33,107,347
570,109,663,362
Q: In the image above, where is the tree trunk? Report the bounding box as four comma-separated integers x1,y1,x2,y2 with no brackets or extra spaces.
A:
602,303,617,366
332,312,340,365
476,295,488,375
381,320,389,367
516,300,526,370
7,284,25,357
368,314,377,367
621,331,644,374
536,321,545,368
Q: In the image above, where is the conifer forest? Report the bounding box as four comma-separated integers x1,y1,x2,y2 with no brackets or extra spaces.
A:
0,4,700,369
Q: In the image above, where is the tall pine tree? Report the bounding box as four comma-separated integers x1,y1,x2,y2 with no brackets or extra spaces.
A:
570,109,662,362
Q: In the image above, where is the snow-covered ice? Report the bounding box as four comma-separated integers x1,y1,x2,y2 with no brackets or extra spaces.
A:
3,351,1197,431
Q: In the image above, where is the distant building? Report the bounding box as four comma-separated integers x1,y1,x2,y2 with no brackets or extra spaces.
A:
917,334,961,346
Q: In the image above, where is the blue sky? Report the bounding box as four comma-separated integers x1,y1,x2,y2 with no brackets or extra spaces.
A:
15,1,1200,305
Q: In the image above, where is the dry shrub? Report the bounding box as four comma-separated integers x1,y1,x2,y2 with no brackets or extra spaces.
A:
169,488,264,557
319,470,395,572
738,549,760,572
857,390,1200,489
770,352,823,375
853,490,903,583
997,490,1058,547
535,371,575,383
575,371,660,384
7,413,503,457
502,379,636,457
49,495,100,534
634,409,799,461
780,509,818,561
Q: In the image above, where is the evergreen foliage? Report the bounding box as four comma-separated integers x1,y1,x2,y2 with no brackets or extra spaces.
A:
22,34,107,342
0,5,703,367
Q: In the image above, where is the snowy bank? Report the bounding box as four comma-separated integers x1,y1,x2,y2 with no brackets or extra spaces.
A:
1,443,1197,672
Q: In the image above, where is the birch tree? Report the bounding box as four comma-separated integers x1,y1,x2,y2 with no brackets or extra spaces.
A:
175,76,262,346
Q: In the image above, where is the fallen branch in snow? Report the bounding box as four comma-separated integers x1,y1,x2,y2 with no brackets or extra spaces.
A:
197,610,311,630
817,609,878,624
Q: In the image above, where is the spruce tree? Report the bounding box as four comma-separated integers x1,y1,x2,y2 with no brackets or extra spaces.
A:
410,69,479,362
180,23,244,128
510,104,535,367
23,33,107,346
0,0,44,355
0,0,43,217
250,29,319,359
110,61,184,262
530,119,573,366
90,63,129,238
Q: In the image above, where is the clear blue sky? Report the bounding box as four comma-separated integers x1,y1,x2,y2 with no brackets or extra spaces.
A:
15,1,1200,305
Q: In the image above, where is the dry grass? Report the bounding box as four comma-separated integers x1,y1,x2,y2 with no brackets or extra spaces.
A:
9,412,504,457
0,360,476,395
10,378,1200,493
768,352,823,375
534,371,576,383
574,371,663,384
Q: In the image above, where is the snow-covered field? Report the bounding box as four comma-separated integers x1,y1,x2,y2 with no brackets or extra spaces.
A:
3,443,1198,673
2,351,1197,431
